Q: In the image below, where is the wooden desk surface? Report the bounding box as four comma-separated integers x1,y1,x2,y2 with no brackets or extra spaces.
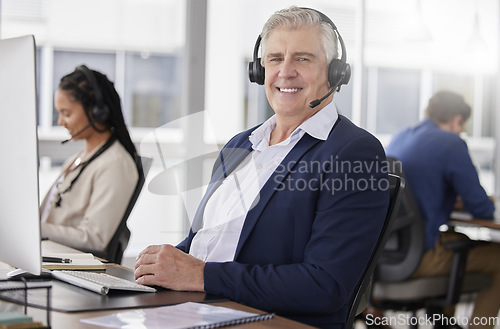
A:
449,211,500,230
23,301,315,329
0,241,315,328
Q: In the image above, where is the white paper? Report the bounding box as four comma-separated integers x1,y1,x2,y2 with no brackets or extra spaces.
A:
42,253,104,269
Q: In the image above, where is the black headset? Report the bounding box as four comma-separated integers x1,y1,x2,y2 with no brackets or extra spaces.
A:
76,65,110,124
248,8,351,92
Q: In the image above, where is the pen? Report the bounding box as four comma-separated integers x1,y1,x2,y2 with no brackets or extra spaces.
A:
43,256,72,263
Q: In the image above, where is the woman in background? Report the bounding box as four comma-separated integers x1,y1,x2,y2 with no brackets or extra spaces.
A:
40,65,139,255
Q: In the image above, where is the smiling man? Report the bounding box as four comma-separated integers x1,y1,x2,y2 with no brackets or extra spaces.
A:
264,26,330,133
135,7,389,328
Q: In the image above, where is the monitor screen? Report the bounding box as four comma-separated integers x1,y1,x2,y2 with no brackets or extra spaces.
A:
0,35,42,275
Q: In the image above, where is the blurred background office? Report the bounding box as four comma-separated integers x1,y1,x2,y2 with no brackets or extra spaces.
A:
0,0,499,263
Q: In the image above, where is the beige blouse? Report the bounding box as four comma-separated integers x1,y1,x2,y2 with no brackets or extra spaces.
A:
40,140,138,253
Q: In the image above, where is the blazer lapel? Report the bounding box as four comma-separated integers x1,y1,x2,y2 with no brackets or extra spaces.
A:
234,133,321,258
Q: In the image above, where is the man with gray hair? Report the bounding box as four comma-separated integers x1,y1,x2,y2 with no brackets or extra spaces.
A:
135,7,389,328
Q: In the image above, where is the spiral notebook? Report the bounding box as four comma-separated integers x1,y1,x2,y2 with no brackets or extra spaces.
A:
80,302,274,328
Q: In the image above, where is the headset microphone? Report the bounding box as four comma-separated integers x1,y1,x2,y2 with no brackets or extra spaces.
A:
61,122,93,144
309,87,335,109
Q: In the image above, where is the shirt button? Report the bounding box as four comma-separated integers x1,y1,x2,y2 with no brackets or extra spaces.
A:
216,225,221,230
257,164,263,170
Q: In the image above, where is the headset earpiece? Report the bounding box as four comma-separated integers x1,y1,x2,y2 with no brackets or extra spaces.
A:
76,65,110,124
91,102,110,123
248,35,265,85
328,59,351,91
248,58,265,86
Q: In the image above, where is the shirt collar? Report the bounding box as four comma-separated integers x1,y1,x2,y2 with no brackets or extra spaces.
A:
300,101,338,141
249,116,277,151
422,118,438,128
249,100,339,150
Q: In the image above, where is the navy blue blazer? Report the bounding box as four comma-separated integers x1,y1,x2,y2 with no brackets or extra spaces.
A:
178,115,389,328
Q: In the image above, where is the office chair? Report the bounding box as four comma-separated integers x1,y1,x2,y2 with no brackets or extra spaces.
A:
90,155,153,264
367,157,491,329
345,173,405,329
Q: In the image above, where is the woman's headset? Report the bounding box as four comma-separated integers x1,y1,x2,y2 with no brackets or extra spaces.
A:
76,65,110,124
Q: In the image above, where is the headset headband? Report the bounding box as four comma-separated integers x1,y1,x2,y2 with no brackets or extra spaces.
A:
76,65,110,126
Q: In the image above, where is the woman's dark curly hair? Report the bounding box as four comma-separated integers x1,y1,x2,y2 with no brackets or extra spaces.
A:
58,66,137,161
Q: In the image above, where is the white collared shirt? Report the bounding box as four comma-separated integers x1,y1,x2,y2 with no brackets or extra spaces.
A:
189,102,339,262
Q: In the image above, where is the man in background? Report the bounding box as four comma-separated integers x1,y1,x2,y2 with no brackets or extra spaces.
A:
386,90,499,329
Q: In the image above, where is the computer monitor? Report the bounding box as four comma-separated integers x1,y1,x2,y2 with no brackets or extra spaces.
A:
0,35,42,276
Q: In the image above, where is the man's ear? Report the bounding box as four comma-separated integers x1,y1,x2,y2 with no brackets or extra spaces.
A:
454,114,464,125
450,114,465,134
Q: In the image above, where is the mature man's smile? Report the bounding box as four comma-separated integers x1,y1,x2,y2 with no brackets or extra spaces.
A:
278,87,302,93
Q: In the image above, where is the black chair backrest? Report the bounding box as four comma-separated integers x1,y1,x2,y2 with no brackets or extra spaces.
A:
345,173,404,329
375,157,425,282
94,155,153,263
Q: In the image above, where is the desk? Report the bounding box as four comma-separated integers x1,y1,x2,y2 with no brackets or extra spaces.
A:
449,200,500,228
449,211,500,242
0,241,314,329
449,212,500,230
19,301,314,329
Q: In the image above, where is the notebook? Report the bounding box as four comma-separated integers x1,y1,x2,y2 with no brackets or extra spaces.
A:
80,302,274,328
42,253,105,270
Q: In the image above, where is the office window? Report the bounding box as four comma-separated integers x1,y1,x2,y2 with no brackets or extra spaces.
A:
52,51,116,125
124,53,182,128
374,68,420,134
334,74,354,120
481,76,496,138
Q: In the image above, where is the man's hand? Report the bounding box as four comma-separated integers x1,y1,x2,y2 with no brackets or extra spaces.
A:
134,244,205,292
